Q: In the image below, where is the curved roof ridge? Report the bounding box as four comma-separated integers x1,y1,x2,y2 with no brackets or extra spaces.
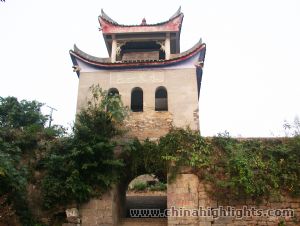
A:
169,6,181,20
100,9,119,25
170,39,203,59
70,40,206,67
99,7,183,27
73,45,111,63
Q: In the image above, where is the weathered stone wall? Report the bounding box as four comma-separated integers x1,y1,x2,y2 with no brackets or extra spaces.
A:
124,110,172,140
168,173,300,226
76,68,200,132
80,195,113,226
121,218,167,226
79,185,124,226
77,172,299,226
168,174,200,226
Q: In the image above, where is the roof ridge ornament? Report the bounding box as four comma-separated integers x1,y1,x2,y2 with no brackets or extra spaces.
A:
156,41,166,52
101,9,118,24
141,18,147,25
169,6,181,20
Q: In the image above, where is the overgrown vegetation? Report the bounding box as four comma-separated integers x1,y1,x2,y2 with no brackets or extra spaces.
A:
130,182,147,191
41,85,127,209
0,96,63,225
1,87,299,225
121,138,167,183
122,121,300,201
127,128,300,201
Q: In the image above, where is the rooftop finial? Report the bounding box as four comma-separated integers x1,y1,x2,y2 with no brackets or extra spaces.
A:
141,18,147,25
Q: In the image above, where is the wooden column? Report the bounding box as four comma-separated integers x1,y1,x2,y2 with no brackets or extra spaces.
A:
111,35,117,63
165,33,171,60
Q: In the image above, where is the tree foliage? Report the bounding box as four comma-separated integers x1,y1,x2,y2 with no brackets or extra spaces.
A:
0,96,62,225
41,85,127,209
0,96,47,128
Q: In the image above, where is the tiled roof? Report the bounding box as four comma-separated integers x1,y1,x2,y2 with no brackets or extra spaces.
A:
73,45,110,63
70,39,205,69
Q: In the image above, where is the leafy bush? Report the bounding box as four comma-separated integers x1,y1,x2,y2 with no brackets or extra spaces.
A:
41,85,127,209
159,128,211,182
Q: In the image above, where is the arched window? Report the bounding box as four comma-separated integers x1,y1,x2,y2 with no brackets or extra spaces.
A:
155,86,168,111
131,87,143,112
108,88,119,96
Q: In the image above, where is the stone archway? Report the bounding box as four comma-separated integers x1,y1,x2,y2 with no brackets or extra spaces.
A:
78,171,168,226
125,174,167,218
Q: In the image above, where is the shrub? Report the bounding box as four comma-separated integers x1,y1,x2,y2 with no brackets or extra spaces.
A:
149,182,167,191
41,85,128,209
131,182,147,191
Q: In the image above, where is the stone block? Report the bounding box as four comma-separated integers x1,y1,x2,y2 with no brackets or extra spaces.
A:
66,208,80,224
198,222,211,226
213,217,234,224
291,202,299,208
81,215,97,226
67,217,81,224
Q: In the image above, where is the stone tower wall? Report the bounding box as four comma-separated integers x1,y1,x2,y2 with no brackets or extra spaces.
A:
76,68,200,139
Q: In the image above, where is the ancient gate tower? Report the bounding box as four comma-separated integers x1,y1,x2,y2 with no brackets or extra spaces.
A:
70,7,206,139
69,8,207,226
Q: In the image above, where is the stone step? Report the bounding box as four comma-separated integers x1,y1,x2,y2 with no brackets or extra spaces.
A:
121,218,167,226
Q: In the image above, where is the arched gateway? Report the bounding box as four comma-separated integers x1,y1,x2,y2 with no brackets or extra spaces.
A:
70,7,206,226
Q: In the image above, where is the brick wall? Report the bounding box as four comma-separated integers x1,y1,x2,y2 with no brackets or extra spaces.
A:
79,185,124,226
124,110,173,140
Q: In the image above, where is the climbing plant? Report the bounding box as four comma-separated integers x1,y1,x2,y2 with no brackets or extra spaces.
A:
149,128,300,201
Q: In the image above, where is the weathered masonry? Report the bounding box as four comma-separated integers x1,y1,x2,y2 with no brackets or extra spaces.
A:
70,7,206,140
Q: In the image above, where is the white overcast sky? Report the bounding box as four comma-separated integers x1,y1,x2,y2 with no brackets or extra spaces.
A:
0,0,300,137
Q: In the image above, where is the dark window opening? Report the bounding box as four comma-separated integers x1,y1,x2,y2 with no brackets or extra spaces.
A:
108,88,119,96
155,86,168,111
131,87,143,112
119,41,165,61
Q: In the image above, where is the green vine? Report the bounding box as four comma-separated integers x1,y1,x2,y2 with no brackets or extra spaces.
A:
145,129,300,201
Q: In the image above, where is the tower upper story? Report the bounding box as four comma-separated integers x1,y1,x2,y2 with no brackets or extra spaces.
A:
99,8,183,62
